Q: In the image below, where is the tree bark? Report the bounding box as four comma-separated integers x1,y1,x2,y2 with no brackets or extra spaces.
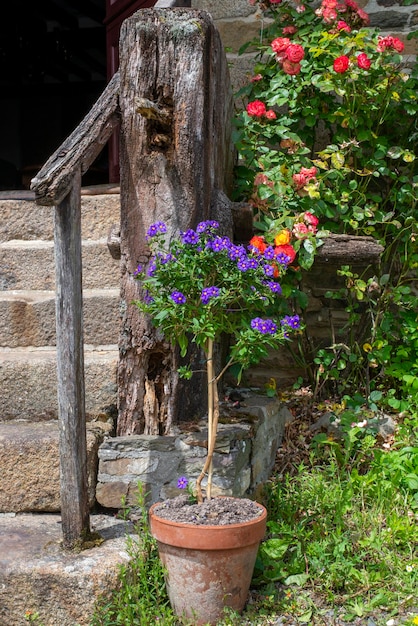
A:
117,9,235,435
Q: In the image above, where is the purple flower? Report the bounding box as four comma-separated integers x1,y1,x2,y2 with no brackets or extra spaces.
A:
177,476,189,489
251,317,278,335
170,290,187,304
147,259,157,277
143,290,154,304
196,220,219,233
281,314,301,329
146,221,167,238
237,258,251,272
267,281,282,294
247,257,259,270
201,286,221,304
263,264,275,277
134,264,143,276
275,252,291,266
160,253,174,265
264,246,275,260
206,236,230,252
228,244,246,261
181,229,199,245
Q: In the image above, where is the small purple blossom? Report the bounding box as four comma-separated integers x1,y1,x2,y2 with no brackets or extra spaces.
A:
201,286,221,304
264,246,275,260
170,290,187,304
160,253,174,265
181,229,199,245
251,317,278,335
267,281,282,294
206,236,230,252
275,252,291,266
228,244,246,261
147,259,157,277
134,264,143,276
143,290,154,304
196,220,219,233
263,264,275,277
281,314,301,329
146,221,167,238
177,476,189,489
247,257,259,269
237,258,251,272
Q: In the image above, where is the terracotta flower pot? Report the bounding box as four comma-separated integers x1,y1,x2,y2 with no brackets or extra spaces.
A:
149,500,267,625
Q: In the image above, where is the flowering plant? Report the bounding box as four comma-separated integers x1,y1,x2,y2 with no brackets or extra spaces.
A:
232,0,418,406
134,219,301,502
234,0,417,237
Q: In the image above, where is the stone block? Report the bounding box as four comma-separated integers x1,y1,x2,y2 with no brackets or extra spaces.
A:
0,513,134,626
0,346,118,421
0,240,120,291
0,422,110,513
0,193,120,243
0,289,120,347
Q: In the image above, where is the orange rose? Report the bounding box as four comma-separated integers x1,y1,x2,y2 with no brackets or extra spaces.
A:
249,235,267,253
274,229,291,246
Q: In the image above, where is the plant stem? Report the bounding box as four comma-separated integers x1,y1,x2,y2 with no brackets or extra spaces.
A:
196,338,220,503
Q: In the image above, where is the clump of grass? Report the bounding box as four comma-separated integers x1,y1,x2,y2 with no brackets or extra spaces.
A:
90,484,177,626
252,410,418,624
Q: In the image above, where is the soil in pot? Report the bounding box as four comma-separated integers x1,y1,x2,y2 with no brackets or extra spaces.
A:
149,495,267,625
151,494,264,524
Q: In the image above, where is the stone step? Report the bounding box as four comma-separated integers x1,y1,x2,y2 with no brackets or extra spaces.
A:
0,512,134,626
0,187,120,243
0,239,120,290
0,420,111,513
0,289,120,348
0,345,118,421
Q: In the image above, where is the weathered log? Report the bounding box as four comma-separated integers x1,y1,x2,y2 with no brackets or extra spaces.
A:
54,169,90,548
117,9,235,435
316,234,384,265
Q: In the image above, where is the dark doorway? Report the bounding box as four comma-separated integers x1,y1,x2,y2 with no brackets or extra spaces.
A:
0,0,155,190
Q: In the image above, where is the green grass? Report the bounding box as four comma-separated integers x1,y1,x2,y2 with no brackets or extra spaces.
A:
89,412,418,626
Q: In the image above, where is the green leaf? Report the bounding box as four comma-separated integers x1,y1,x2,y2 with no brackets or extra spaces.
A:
284,573,309,586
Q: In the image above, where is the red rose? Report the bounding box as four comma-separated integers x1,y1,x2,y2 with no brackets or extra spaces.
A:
286,43,305,63
333,55,350,73
337,20,351,32
282,26,297,35
282,60,301,75
246,100,267,117
357,53,371,70
271,37,291,53
303,211,319,228
266,109,277,119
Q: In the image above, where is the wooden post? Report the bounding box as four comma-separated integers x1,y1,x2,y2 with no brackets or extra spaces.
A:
117,8,235,435
54,169,90,548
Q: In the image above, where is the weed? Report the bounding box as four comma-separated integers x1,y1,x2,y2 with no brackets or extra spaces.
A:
90,484,177,626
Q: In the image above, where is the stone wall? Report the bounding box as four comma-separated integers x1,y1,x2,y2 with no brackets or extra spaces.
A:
96,395,293,508
191,0,418,91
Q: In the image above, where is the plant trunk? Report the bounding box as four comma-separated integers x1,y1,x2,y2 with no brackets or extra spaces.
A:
196,338,220,503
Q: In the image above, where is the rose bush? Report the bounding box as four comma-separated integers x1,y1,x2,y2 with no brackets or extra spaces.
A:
234,0,417,237
233,0,418,408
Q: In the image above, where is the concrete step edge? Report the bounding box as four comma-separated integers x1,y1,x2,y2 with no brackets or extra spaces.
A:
0,288,120,302
0,344,118,361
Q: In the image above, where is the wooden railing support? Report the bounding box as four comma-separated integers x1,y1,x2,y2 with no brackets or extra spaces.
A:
54,169,90,549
